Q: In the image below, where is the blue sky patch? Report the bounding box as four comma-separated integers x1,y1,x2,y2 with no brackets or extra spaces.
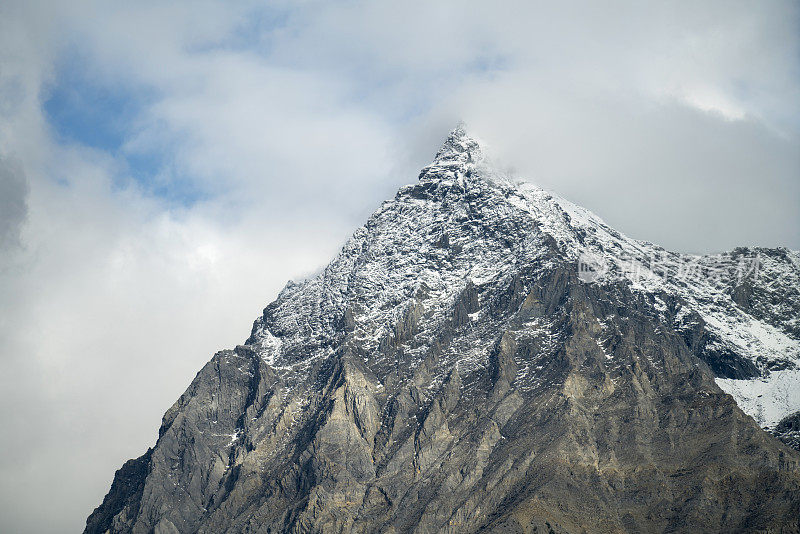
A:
42,49,204,206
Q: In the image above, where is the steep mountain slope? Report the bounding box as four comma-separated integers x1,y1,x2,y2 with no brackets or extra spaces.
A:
87,126,800,534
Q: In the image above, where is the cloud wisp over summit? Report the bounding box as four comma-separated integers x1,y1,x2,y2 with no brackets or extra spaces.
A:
0,1,798,532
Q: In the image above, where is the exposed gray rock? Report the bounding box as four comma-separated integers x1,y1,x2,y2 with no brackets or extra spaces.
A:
772,411,800,452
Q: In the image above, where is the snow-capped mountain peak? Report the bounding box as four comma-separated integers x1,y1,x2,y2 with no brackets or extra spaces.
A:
249,126,799,430
430,122,484,166
87,125,800,534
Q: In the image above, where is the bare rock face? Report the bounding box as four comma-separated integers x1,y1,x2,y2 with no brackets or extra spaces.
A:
86,126,800,533
772,412,800,451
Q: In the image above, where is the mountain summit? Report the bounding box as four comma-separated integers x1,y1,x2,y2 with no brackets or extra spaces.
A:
428,122,483,166
87,127,800,534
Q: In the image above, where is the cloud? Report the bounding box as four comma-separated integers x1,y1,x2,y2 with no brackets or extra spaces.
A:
0,1,797,532
447,73,800,252
0,157,28,251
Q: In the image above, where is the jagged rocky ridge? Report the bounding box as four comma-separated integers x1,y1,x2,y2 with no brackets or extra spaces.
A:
87,126,800,533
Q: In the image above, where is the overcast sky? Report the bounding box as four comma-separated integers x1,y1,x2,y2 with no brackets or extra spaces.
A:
0,1,798,532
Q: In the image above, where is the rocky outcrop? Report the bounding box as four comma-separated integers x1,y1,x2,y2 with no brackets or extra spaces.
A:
87,126,800,533
772,412,800,452
85,449,152,533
